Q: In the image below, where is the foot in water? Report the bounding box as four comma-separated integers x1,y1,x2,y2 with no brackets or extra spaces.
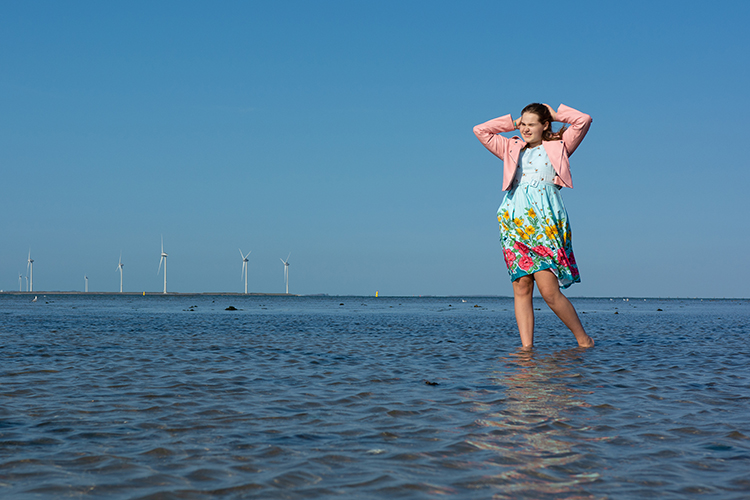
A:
577,335,595,348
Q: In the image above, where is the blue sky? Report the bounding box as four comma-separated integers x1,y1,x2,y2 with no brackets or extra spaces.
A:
2,1,748,297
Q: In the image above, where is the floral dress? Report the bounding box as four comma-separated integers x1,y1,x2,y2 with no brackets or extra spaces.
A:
497,145,580,288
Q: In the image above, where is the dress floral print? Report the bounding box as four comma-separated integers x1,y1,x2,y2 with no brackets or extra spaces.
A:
498,145,580,288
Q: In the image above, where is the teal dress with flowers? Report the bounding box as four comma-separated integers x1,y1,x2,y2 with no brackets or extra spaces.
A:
497,144,580,288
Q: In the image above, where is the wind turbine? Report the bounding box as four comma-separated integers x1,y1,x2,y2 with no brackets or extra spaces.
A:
117,253,124,293
280,253,290,294
239,248,251,294
18,273,22,292
27,250,34,292
157,236,168,294
85,275,88,292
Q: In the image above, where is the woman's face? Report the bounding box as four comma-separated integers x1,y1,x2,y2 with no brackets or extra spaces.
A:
519,112,549,147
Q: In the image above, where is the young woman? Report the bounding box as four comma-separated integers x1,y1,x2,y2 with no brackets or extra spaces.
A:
473,103,595,348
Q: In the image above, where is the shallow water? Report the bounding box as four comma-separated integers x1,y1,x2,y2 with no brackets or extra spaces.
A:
1,295,749,499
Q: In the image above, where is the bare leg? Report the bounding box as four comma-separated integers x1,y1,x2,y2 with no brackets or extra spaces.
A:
512,275,535,348
534,270,594,348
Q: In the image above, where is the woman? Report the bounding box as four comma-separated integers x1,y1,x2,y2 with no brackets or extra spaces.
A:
473,103,595,348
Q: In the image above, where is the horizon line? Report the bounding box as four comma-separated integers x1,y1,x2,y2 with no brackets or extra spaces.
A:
0,291,746,300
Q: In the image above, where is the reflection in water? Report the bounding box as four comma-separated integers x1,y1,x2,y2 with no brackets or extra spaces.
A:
466,348,605,499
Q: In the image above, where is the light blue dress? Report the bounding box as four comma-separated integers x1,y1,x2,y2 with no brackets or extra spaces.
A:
497,145,580,288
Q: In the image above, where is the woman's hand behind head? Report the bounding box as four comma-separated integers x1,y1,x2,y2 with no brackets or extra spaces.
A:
542,103,558,122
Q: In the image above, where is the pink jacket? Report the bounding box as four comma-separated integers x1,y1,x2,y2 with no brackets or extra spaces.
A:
473,104,592,190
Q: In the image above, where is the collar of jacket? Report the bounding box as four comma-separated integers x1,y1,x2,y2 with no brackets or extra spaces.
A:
504,137,572,189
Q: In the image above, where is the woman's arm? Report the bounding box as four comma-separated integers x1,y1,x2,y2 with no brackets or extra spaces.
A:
473,114,517,160
553,104,592,156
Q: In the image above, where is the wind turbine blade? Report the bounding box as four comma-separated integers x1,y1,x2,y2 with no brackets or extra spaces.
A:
158,256,163,274
161,235,164,254
239,248,244,259
280,258,286,264
286,252,291,262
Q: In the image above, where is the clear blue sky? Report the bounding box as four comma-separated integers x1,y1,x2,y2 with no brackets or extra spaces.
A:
2,1,748,297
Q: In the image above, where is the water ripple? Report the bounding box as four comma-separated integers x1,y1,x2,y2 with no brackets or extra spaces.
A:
1,295,749,498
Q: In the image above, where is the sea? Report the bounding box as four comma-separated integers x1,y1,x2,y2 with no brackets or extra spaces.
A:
1,294,749,499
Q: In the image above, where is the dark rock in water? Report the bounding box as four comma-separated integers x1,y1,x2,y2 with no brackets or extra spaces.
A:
225,306,238,311
474,304,480,308
424,380,439,386
614,311,619,314
657,308,663,311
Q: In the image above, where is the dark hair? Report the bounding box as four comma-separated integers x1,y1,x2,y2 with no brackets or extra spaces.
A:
521,103,567,142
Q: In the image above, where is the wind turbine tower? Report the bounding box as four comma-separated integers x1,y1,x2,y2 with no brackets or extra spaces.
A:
280,253,291,294
27,251,34,292
117,253,124,293
18,273,22,292
239,249,251,294
85,275,88,292
158,237,168,294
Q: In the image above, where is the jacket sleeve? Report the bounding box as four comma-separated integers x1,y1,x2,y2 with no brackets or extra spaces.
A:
556,104,592,156
473,114,516,160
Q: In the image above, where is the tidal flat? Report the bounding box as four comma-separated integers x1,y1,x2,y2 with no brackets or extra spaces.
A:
1,295,748,499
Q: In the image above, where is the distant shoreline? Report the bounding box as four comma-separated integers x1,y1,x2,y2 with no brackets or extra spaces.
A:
0,291,298,297
0,292,746,300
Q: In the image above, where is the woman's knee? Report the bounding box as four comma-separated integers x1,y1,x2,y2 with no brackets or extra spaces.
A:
513,276,534,297
535,277,562,305
539,288,561,306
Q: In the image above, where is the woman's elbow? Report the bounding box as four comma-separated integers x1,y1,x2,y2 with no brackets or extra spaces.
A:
473,125,487,141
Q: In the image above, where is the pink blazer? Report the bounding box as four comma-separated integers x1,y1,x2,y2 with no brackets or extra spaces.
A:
473,104,592,190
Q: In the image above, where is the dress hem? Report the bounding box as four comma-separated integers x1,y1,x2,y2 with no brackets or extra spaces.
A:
508,263,580,290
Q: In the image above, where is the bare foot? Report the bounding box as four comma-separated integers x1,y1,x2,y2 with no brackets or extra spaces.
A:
577,335,595,348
